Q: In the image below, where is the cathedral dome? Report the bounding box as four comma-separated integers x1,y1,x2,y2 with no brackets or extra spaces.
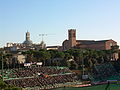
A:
23,40,33,45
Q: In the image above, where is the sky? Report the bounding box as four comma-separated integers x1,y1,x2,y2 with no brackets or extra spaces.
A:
0,0,120,47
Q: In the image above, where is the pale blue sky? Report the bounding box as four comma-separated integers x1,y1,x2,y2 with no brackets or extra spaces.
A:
0,0,120,47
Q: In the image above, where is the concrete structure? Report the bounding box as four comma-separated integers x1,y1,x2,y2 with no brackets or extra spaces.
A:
33,41,46,51
46,46,60,50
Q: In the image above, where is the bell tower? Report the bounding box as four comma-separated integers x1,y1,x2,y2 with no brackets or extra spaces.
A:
23,31,33,45
26,31,30,41
68,29,76,48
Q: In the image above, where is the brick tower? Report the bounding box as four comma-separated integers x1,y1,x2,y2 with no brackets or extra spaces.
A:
68,29,76,48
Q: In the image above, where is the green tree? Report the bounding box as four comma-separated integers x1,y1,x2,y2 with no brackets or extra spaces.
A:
111,45,119,60
54,52,65,59
64,53,72,60
0,79,20,90
48,50,58,59
33,51,51,66
67,60,78,70
5,53,13,69
22,50,34,62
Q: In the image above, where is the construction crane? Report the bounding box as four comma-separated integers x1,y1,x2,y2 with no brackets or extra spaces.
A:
39,33,55,42
39,34,47,41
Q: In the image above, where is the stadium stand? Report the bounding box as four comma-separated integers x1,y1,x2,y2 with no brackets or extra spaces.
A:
90,62,120,82
111,61,120,73
1,67,71,79
5,74,76,88
1,66,78,89
2,62,120,89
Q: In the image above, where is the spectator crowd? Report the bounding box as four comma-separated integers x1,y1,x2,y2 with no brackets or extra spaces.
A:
3,67,71,78
2,66,78,89
5,74,77,88
91,63,120,81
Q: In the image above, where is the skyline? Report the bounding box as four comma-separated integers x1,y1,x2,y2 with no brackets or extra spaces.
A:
0,0,120,47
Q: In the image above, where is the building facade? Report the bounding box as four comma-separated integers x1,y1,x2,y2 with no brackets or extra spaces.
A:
62,29,118,51
5,31,47,52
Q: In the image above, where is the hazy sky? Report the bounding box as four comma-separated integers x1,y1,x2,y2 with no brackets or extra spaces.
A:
0,0,120,47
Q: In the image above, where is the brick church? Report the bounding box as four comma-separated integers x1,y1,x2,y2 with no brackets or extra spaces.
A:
62,29,118,51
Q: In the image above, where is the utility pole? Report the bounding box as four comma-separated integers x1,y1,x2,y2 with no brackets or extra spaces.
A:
82,51,88,80
82,53,85,76
0,45,4,81
1,52,4,81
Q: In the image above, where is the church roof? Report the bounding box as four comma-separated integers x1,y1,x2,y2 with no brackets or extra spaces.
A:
76,39,113,45
23,40,33,45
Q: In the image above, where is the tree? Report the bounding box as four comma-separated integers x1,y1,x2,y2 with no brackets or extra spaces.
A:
22,50,34,62
5,53,13,69
33,51,51,66
67,60,78,70
48,50,58,59
54,52,65,59
64,53,72,60
111,45,119,60
0,79,20,90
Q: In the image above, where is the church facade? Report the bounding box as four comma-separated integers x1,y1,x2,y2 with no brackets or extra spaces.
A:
62,29,117,51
